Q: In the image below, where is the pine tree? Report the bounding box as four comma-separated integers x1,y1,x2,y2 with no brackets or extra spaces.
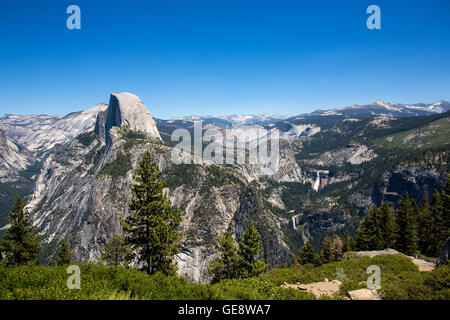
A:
441,176,450,240
0,196,41,266
121,151,182,275
298,242,317,265
356,206,379,250
377,201,396,249
55,240,72,265
331,235,343,261
237,221,267,278
417,192,433,256
428,190,447,256
207,232,239,283
100,235,132,267
342,230,355,252
395,192,419,255
319,237,334,264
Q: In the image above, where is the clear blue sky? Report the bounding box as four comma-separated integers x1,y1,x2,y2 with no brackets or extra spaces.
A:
0,0,449,119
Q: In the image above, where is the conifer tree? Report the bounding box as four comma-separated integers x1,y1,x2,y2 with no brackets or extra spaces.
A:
319,237,334,264
342,230,355,252
55,240,72,265
395,192,419,255
441,176,450,240
100,235,132,267
237,221,267,278
429,190,447,256
331,235,343,261
121,151,182,275
417,192,433,256
0,196,41,266
377,201,396,249
298,242,317,265
356,206,378,250
207,232,239,283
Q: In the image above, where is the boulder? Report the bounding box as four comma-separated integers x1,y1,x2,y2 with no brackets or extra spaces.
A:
348,289,381,300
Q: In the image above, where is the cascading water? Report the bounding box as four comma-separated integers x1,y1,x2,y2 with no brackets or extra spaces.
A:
313,172,320,191
292,216,297,230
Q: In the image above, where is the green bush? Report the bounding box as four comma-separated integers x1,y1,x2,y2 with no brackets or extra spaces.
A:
0,255,448,300
76,132,97,147
382,264,450,300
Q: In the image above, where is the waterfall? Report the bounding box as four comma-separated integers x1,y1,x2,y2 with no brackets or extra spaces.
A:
313,172,320,191
292,216,297,230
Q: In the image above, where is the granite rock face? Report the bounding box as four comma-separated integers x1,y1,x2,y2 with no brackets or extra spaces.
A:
1,94,448,283
24,93,294,282
104,93,161,144
0,104,107,156
0,129,33,179
349,165,446,212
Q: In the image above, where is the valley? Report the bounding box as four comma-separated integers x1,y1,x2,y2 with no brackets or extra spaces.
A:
0,93,449,282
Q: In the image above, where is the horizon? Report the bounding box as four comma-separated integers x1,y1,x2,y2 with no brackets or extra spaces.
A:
1,1,450,119
1,96,449,120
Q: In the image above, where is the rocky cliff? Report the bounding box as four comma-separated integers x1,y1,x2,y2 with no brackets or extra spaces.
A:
26,93,294,282
1,95,448,281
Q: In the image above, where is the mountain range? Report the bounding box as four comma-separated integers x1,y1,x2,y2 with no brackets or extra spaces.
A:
0,94,449,282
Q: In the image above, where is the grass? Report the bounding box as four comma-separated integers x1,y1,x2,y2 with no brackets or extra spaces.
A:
259,254,450,299
0,264,313,300
1,255,448,300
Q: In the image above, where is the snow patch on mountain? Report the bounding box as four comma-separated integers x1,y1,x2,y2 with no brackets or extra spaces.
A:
280,123,321,140
172,113,288,126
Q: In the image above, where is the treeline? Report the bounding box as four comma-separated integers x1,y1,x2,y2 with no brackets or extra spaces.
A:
0,196,72,266
297,176,450,265
0,151,182,274
207,221,267,283
357,180,449,257
297,234,351,266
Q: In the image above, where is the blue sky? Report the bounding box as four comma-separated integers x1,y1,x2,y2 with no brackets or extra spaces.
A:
0,0,449,119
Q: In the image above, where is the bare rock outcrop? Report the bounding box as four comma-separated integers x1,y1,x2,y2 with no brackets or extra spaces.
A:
282,279,342,298
348,289,381,300
345,249,435,271
104,92,161,144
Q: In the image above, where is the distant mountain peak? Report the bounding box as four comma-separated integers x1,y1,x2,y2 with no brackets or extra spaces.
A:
373,99,392,108
102,92,161,144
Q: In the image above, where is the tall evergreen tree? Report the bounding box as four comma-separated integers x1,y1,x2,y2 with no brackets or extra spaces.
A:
207,232,239,283
428,190,447,256
237,221,267,278
441,176,450,240
121,151,182,275
395,192,419,255
331,235,343,261
298,242,317,265
417,192,433,256
377,201,396,249
0,196,41,266
342,230,355,252
319,237,334,264
55,240,72,265
356,206,379,250
100,235,132,267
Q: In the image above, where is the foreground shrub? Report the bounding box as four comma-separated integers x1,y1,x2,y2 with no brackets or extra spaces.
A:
382,264,450,300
